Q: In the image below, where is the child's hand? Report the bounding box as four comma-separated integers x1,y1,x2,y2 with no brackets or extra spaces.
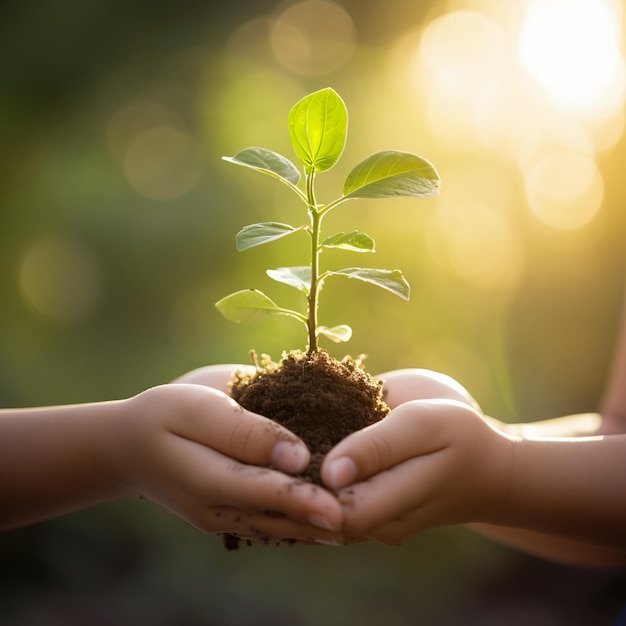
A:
320,369,513,545
171,363,255,392
109,382,344,544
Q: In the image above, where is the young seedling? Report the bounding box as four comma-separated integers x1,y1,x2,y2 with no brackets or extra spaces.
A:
215,87,440,355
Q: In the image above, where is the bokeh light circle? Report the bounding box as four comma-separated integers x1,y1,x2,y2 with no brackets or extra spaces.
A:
270,1,356,76
525,151,604,229
20,234,103,322
417,10,506,99
122,126,204,201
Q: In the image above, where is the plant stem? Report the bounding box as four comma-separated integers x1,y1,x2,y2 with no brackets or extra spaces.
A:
306,170,320,355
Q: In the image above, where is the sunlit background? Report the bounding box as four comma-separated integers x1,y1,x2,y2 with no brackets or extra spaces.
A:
2,0,626,623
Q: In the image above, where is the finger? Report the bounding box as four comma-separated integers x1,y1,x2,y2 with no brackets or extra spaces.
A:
167,385,310,474
192,507,346,545
322,400,470,490
170,364,255,393
165,433,343,532
360,518,419,547
231,529,369,547
335,453,443,536
377,369,479,410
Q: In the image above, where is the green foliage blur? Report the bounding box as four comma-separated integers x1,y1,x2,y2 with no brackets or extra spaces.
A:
1,0,626,623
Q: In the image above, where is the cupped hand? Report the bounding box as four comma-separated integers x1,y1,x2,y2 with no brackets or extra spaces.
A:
107,381,344,545
379,368,481,411
320,369,513,545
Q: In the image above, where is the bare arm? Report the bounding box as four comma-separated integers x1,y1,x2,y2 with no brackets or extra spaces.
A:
471,304,626,564
322,396,626,562
321,313,626,565
0,399,124,529
492,433,626,558
467,430,626,567
0,377,344,544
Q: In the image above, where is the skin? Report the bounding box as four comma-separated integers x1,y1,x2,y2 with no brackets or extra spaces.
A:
0,367,344,544
6,309,625,561
320,307,626,567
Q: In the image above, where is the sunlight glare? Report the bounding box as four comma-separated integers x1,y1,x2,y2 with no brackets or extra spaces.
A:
518,0,625,118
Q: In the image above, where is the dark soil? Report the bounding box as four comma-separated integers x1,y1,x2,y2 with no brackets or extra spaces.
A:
224,348,390,549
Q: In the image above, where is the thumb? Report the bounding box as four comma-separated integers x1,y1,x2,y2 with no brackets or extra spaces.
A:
320,399,461,491
168,385,310,474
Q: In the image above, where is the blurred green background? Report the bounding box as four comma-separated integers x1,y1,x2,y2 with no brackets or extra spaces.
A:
2,0,626,623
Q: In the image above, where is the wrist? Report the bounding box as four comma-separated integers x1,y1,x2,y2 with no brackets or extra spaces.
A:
465,420,517,526
92,396,139,500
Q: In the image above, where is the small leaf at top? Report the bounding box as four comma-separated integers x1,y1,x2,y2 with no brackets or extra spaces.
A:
329,267,410,300
317,325,352,343
343,150,440,199
288,88,348,174
215,289,306,324
223,147,301,185
266,266,312,294
236,222,303,251
322,230,375,253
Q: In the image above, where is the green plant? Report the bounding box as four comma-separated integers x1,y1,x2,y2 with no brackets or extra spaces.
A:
215,87,440,355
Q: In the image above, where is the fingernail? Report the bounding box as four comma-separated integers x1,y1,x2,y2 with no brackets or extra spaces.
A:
271,440,309,474
307,514,341,532
327,456,357,490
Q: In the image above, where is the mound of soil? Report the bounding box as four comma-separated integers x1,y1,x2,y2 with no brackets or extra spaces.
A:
225,348,390,549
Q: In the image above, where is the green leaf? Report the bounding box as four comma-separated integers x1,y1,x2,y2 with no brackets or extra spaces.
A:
288,87,348,173
343,150,440,199
266,266,311,294
317,325,352,343
328,267,410,300
236,222,303,251
215,289,306,324
223,147,301,185
322,230,375,252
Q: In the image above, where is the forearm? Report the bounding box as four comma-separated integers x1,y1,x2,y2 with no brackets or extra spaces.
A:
471,411,626,566
469,524,626,568
490,301,622,563
492,434,626,555
500,412,604,438
0,401,125,531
